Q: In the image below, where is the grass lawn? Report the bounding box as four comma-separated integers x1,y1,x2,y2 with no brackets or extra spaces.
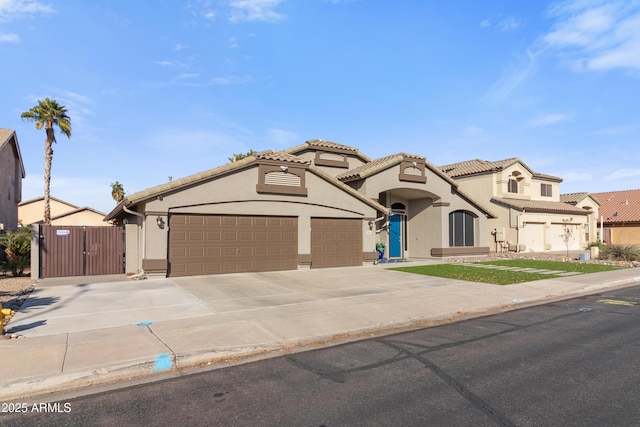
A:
388,259,623,285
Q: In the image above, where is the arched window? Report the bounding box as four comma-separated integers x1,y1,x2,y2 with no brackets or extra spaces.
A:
449,210,475,247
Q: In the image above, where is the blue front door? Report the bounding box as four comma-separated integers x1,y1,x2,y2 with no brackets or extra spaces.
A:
389,214,402,257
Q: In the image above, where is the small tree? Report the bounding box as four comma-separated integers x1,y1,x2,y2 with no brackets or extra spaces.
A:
560,218,576,258
0,227,32,277
111,181,125,203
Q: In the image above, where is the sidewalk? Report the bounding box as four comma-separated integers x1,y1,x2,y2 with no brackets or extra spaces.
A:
1,262,639,400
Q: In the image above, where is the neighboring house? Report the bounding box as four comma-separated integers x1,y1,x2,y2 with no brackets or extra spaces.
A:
560,192,600,243
105,139,494,277
440,158,598,253
19,196,108,226
591,189,640,245
0,128,25,232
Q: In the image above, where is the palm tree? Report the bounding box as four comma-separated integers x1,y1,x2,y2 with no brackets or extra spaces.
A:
228,149,256,163
21,98,72,224
111,181,125,203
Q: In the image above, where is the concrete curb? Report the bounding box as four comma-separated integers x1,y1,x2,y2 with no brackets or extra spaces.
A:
2,273,639,401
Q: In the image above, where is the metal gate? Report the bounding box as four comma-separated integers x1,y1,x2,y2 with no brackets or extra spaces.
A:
39,225,124,278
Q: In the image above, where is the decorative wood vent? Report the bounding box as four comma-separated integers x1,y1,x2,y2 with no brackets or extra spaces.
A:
319,152,344,162
257,164,308,196
265,171,301,187
403,166,422,176
314,151,349,168
399,160,427,183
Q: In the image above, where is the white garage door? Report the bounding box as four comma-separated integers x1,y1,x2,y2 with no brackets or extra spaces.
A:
547,224,581,252
521,223,545,252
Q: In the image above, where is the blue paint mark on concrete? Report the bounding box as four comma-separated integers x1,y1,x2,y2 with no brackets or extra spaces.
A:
154,353,173,372
137,321,153,326
512,298,525,303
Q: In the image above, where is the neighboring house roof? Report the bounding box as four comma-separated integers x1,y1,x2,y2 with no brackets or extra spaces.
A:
0,128,26,178
560,192,601,206
105,150,386,221
30,206,107,224
18,196,80,209
491,197,591,215
440,157,563,182
286,138,372,162
592,189,640,223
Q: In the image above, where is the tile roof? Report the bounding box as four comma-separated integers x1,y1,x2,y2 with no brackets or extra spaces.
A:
105,150,385,220
0,128,25,178
254,150,310,164
336,153,426,182
592,189,640,223
491,197,589,215
440,158,520,178
304,138,361,152
0,128,14,143
285,139,372,162
440,157,563,182
560,192,599,206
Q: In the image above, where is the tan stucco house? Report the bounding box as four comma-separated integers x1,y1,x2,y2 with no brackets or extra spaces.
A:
440,158,598,253
592,189,640,245
105,139,494,277
19,196,108,226
0,128,25,231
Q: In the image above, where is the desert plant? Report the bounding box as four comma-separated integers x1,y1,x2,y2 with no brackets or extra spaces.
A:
586,240,605,250
599,244,640,262
0,227,32,276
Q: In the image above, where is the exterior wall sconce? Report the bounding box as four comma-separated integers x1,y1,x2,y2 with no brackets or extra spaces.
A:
280,165,289,173
156,216,165,229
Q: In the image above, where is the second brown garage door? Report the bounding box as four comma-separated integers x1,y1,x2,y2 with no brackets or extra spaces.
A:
169,214,297,277
310,218,362,268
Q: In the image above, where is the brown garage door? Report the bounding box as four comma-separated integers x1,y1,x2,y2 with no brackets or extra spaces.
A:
169,214,297,277
311,218,362,268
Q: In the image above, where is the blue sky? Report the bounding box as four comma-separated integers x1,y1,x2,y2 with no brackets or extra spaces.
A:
2,0,639,215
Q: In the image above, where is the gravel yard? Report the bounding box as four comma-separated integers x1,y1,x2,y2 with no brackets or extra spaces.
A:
0,273,36,309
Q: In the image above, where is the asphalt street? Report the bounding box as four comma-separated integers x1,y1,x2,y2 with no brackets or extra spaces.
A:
2,284,639,427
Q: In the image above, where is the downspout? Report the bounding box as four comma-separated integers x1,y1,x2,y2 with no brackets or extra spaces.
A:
123,205,146,267
516,208,525,252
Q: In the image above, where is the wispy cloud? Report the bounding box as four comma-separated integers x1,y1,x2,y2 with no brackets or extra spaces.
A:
605,168,640,180
175,72,200,80
497,17,521,32
542,0,640,72
0,0,54,19
593,125,633,135
266,128,297,146
527,112,570,126
229,0,285,23
560,170,592,182
482,49,538,105
480,16,521,32
0,32,19,42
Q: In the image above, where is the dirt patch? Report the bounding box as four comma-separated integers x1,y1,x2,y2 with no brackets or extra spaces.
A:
0,273,37,308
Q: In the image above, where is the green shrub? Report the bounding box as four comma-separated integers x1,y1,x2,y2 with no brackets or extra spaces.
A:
585,240,605,250
0,226,31,277
599,244,640,261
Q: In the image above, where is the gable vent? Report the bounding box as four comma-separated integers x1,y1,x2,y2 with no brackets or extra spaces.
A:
319,152,344,162
403,166,422,176
265,171,300,187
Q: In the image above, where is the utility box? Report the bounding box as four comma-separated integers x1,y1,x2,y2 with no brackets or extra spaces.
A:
579,252,591,261
494,227,505,242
